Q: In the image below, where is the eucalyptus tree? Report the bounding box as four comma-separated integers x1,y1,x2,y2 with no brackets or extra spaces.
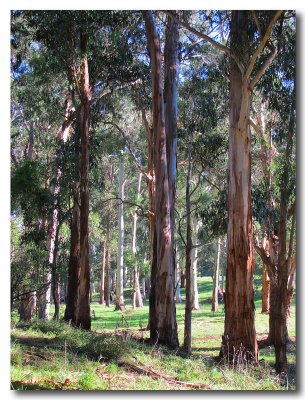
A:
176,42,228,352
143,10,179,348
251,13,296,372
167,10,284,361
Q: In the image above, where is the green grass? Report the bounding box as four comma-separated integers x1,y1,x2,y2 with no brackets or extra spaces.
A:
11,277,296,391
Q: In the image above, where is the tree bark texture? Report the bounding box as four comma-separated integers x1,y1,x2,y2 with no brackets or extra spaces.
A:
144,10,178,349
75,32,91,330
221,10,258,362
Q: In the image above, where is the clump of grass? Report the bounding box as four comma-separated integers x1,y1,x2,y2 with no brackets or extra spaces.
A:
11,342,24,366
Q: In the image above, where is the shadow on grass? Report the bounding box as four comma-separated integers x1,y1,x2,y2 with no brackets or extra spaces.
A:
11,334,61,350
11,381,51,390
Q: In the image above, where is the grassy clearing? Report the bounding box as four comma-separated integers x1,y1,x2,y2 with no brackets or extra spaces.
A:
11,277,296,391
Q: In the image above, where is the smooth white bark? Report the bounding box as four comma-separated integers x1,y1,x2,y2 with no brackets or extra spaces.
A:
116,159,125,309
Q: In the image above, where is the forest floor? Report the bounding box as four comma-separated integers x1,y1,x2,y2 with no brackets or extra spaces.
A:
10,277,296,391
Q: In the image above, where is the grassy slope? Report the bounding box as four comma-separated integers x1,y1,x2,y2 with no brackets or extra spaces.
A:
11,277,296,390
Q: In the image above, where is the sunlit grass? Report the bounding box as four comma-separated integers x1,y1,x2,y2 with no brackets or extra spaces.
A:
11,276,296,390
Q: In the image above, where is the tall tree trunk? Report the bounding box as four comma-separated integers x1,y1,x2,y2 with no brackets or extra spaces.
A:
164,10,179,309
104,242,111,307
261,263,270,313
221,11,258,362
212,238,221,312
75,32,91,330
132,173,144,308
144,11,178,348
104,164,114,307
191,218,200,311
40,90,73,321
175,248,182,304
115,159,125,311
184,143,193,353
52,226,61,321
221,237,226,292
287,255,296,316
100,240,106,305
64,183,80,324
180,269,186,289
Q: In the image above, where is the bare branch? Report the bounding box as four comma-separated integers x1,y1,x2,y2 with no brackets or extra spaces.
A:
201,175,221,192
251,11,262,40
246,10,282,83
249,46,278,90
249,118,264,136
104,121,151,181
254,240,274,277
141,107,152,137
164,10,245,74
175,209,187,247
93,78,142,102
100,196,151,219
190,169,204,198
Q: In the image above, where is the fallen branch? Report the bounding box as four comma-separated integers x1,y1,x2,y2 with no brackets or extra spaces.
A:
118,358,212,390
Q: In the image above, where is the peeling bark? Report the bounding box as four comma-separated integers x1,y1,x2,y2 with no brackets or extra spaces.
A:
75,31,91,330
144,11,178,348
221,11,258,362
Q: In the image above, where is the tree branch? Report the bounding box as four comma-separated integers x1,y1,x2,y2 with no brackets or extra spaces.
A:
246,10,282,83
175,209,187,247
164,10,245,74
104,121,151,181
100,196,151,219
93,78,142,102
249,46,278,91
254,240,274,277
251,11,262,40
201,175,221,192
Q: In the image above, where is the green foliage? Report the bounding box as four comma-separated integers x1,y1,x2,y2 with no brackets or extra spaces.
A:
11,160,51,221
